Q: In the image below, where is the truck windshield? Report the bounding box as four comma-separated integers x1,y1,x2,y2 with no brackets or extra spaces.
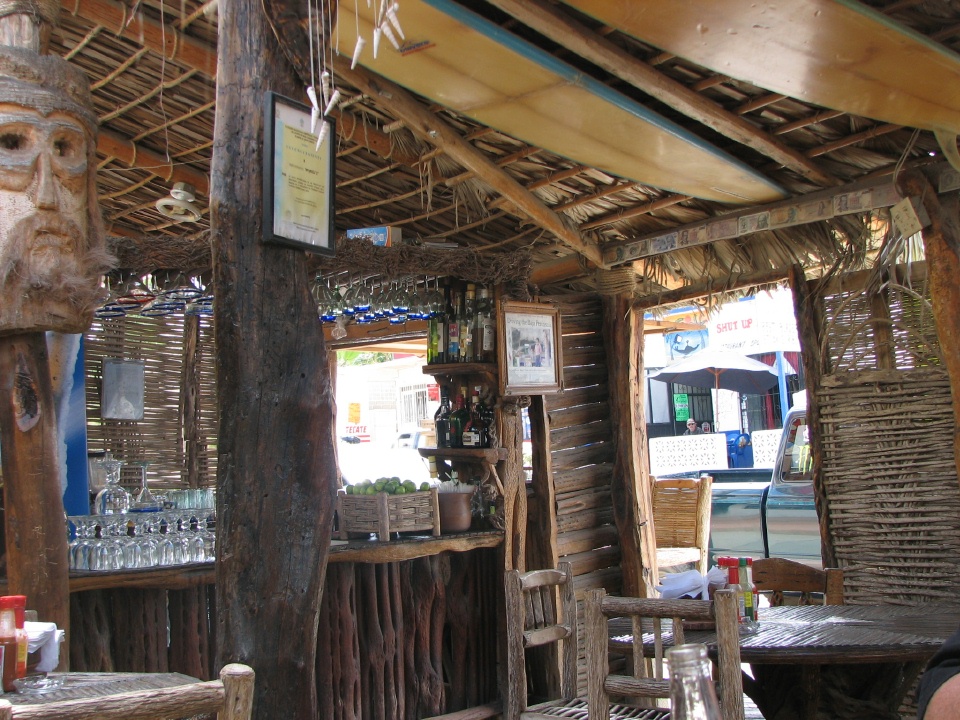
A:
779,414,812,483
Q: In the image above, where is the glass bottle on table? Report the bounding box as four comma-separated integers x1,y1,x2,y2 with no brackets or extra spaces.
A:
95,456,131,515
667,643,723,720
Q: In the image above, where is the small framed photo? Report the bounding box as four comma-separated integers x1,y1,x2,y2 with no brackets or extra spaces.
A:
498,301,563,396
263,91,336,256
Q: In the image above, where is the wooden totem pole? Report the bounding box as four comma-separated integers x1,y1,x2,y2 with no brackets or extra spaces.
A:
0,0,110,655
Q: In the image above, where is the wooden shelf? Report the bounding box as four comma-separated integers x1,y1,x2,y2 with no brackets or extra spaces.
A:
422,362,497,379
66,564,216,593
329,530,503,563
418,447,507,463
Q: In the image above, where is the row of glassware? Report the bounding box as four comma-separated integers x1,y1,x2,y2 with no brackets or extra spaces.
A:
93,271,212,320
68,511,215,572
313,275,445,325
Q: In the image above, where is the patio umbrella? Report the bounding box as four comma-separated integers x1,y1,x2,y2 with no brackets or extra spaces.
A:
649,349,780,395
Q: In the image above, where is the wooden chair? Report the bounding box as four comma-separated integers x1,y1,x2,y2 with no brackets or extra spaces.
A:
652,476,713,575
504,562,587,719
585,588,744,720
751,557,844,606
0,664,255,720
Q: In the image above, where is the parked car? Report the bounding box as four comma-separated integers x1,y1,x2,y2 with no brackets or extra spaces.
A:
662,406,821,567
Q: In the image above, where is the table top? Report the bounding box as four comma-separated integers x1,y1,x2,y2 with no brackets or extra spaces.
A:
610,603,960,665
4,672,199,705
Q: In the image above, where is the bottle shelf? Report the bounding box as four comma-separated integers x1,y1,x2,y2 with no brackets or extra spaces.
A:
422,362,497,379
418,447,507,463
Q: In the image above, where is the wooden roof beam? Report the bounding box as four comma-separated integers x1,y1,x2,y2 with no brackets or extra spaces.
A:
334,55,603,266
97,128,211,195
483,0,837,187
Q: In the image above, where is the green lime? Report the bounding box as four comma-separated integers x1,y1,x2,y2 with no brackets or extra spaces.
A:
365,485,377,495
345,485,355,495
402,480,416,492
419,482,431,492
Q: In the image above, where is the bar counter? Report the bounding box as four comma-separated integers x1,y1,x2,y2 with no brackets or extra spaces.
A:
0,529,505,593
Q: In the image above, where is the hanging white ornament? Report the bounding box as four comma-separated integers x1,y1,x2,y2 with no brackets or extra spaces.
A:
351,35,366,69
373,25,382,58
323,89,342,117
320,70,333,107
381,21,400,50
315,121,330,150
386,3,404,40
306,86,321,133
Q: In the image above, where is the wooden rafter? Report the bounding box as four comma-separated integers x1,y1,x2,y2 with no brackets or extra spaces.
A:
333,56,603,266
484,0,837,187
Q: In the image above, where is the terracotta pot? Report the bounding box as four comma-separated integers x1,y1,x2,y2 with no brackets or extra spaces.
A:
438,492,473,533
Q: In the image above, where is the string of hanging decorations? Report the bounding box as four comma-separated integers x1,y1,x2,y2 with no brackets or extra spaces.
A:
306,0,404,148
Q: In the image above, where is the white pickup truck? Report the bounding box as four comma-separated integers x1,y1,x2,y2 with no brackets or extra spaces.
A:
659,406,822,567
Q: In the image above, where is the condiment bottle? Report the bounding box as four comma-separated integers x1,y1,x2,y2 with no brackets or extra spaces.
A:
738,558,757,624
0,597,18,691
667,643,722,719
744,558,759,623
718,558,744,623
8,596,26,679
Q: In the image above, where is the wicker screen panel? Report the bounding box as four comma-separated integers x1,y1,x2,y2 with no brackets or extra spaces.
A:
85,315,218,488
820,285,880,373
816,369,960,604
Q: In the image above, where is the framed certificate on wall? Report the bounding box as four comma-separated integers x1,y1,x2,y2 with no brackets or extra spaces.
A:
263,91,336,256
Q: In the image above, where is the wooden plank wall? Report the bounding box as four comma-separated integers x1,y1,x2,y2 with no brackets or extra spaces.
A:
540,295,622,689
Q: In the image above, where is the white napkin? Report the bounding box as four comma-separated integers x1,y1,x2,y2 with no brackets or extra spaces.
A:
657,566,727,600
25,621,64,672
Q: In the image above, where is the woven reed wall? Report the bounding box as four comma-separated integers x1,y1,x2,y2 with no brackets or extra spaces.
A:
544,296,621,690
815,264,960,605
85,315,218,489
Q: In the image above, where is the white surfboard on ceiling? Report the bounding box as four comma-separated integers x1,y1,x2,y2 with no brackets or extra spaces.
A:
559,0,960,136
335,0,786,204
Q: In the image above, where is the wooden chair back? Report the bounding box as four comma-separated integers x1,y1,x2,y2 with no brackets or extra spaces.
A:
0,664,255,720
752,557,844,606
504,562,578,719
585,588,743,720
652,475,713,574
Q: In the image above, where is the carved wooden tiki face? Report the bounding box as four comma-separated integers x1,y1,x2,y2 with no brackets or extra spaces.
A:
0,47,110,336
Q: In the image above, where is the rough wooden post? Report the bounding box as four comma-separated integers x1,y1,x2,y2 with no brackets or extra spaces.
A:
895,170,960,486
0,335,71,634
211,0,338,717
602,294,657,597
788,264,836,568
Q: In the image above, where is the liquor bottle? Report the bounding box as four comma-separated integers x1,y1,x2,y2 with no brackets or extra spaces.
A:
461,389,486,448
427,308,439,364
434,389,453,448
450,389,470,448
474,286,495,363
437,280,450,365
447,287,462,362
475,385,495,447
667,644,723,719
743,557,759,623
459,284,476,363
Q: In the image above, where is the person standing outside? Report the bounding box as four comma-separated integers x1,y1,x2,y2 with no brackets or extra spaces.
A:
684,419,703,435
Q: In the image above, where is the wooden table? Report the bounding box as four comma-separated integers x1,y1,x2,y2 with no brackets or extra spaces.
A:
610,603,960,720
3,671,199,706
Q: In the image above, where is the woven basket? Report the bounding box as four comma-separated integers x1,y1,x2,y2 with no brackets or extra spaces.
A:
337,487,440,541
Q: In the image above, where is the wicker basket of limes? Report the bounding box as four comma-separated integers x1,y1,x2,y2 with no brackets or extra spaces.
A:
337,478,440,541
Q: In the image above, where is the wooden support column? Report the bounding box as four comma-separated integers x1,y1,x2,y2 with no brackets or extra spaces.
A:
602,294,656,597
788,264,836,568
895,171,960,486
0,334,70,636
211,0,337,717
